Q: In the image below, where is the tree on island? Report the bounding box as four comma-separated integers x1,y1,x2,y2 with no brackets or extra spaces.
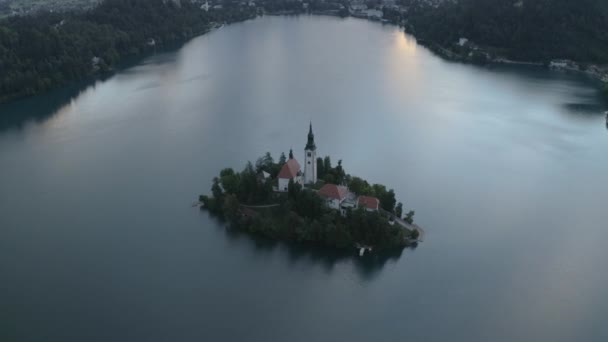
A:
405,210,415,225
395,202,403,219
200,152,415,250
316,157,325,179
344,176,397,213
255,152,274,173
323,156,332,173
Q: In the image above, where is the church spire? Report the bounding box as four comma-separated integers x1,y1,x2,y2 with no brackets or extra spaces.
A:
305,122,316,151
289,148,294,159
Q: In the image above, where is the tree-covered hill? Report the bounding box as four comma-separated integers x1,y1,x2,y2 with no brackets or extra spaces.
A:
0,0,254,103
402,0,608,64
0,0,100,18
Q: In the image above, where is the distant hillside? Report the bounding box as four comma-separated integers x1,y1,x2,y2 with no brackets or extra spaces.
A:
405,0,608,64
0,0,100,17
0,0,255,103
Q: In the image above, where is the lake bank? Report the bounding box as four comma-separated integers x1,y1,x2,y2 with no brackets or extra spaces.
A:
199,146,420,252
0,0,256,104
3,5,608,105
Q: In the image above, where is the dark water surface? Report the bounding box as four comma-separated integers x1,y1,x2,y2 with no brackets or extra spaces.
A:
2,16,608,342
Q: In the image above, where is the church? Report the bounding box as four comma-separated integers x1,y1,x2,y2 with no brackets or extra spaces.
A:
276,123,381,216
277,123,317,191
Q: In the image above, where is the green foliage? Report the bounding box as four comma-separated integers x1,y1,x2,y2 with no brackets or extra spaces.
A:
211,177,224,201
348,176,373,196
316,157,325,179
200,153,412,250
395,202,403,219
222,194,240,222
346,178,396,212
400,0,608,63
405,210,415,224
287,178,302,200
369,184,396,213
318,155,345,185
323,156,332,172
0,0,255,103
255,152,273,172
220,168,240,194
347,208,406,249
263,0,306,14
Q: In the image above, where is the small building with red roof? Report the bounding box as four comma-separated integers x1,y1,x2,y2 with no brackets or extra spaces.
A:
357,195,380,212
318,183,349,210
278,152,302,192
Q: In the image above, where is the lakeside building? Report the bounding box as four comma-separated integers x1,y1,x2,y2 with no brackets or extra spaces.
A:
279,124,381,216
319,183,381,216
358,195,380,212
277,150,302,191
319,184,349,210
304,123,317,184
278,123,317,192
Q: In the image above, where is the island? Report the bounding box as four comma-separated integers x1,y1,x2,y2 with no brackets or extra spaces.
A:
199,123,421,253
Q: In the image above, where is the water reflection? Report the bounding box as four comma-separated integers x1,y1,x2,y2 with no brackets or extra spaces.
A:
0,80,97,132
563,103,605,114
216,215,411,282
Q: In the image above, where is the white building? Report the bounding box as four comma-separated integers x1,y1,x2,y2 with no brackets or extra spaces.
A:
350,2,367,12
364,9,383,20
303,123,317,185
318,184,349,210
277,151,302,192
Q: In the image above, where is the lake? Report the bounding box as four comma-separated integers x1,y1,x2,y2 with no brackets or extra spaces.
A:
1,15,608,342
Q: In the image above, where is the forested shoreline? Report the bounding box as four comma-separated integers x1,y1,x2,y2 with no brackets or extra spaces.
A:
2,0,608,104
394,0,608,65
0,0,255,103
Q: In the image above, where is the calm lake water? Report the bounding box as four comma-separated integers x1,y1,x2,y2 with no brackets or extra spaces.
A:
2,16,608,342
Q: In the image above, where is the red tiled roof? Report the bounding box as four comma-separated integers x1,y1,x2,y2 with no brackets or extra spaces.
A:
358,196,380,210
318,184,348,201
278,159,301,179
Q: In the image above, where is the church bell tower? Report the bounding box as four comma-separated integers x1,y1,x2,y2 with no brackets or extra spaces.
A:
304,122,317,184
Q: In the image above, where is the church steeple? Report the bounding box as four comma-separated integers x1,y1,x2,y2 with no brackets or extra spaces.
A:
305,122,316,151
303,122,317,184
289,148,294,159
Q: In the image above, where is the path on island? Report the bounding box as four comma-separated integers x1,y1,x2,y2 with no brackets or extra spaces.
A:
380,209,426,242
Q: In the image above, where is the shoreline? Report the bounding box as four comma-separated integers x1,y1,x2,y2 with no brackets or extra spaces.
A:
2,11,607,105
264,11,608,91
199,150,421,253
0,6,257,105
